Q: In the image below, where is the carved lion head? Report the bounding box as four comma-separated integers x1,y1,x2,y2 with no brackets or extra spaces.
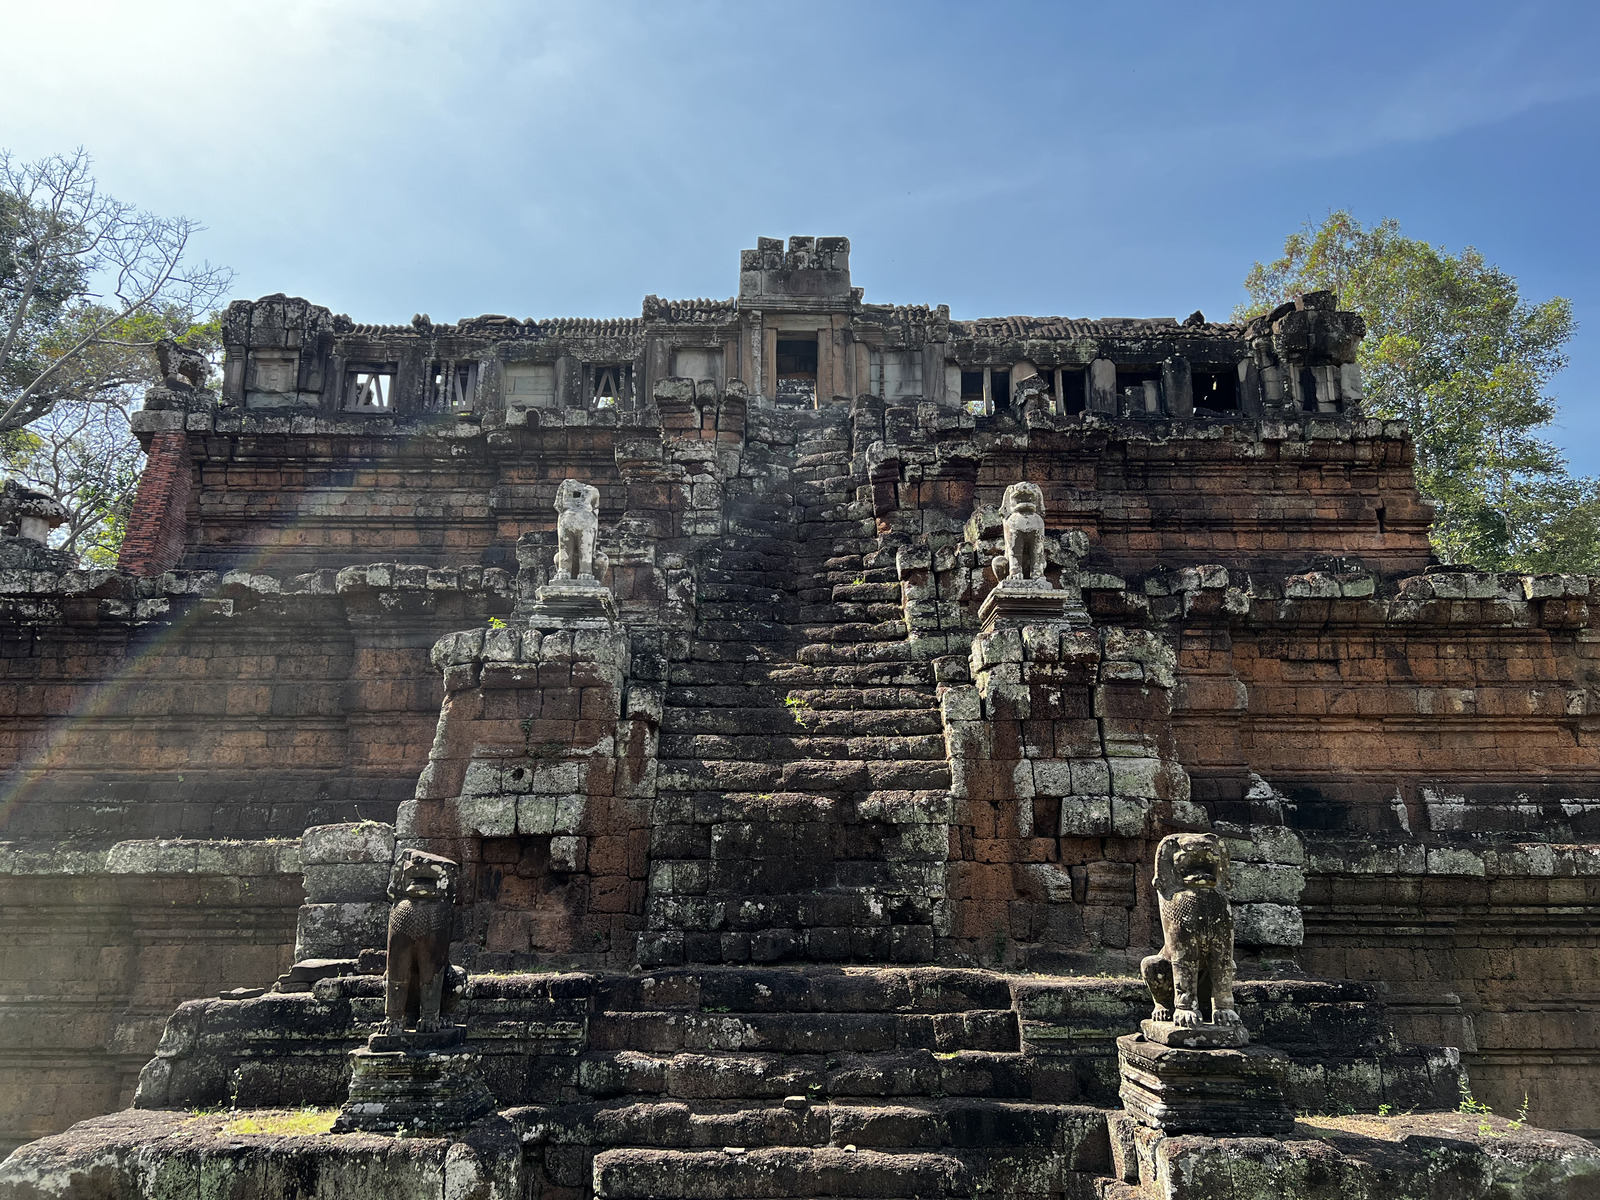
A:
1000,481,1044,517
1153,832,1229,901
388,848,459,904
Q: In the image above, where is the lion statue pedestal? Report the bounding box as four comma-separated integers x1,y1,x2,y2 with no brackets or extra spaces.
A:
1117,833,1294,1135
334,850,495,1135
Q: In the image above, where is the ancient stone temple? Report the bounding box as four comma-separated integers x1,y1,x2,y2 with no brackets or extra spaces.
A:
0,237,1598,1198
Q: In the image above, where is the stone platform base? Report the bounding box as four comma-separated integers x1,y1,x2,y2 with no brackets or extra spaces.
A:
6,1105,1598,1200
334,1037,495,1136
1117,1033,1294,1135
1140,1016,1248,1049
0,1109,524,1200
978,579,1082,631
1106,1111,1600,1200
528,579,616,625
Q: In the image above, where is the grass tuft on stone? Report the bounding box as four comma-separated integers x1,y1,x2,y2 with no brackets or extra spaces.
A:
217,1108,338,1136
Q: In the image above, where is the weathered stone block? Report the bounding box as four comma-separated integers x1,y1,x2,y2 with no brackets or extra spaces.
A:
301,822,396,867
293,901,388,960
1232,902,1304,947
458,795,517,838
301,863,390,904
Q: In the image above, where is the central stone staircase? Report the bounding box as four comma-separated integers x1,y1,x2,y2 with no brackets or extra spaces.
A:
524,965,1112,1200
644,407,952,968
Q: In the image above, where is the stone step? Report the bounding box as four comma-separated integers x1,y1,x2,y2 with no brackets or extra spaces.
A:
696,621,792,644
579,1049,1041,1103
658,759,785,793
771,663,939,689
798,642,941,668
783,709,945,738
658,735,947,764
678,636,794,659
781,688,939,711
833,582,904,603
593,1146,970,1200
524,1096,1108,1156
796,602,904,624
803,621,910,644
595,967,1016,1014
667,665,797,690
666,686,794,709
698,583,794,604
588,1009,1021,1056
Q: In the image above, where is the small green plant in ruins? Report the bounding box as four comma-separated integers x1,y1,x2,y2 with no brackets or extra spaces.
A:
784,694,817,728
1458,1085,1498,1137
488,617,507,630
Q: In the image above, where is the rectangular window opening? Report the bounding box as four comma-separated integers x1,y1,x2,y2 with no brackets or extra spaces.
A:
344,367,395,412
428,361,477,412
1192,367,1239,414
775,336,818,378
1116,366,1162,415
990,369,1012,412
590,363,629,409
1299,366,1319,412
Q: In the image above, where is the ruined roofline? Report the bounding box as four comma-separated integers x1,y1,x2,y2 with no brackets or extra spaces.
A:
248,299,1242,341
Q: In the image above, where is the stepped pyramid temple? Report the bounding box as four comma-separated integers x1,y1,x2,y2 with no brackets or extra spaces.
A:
0,237,1597,1198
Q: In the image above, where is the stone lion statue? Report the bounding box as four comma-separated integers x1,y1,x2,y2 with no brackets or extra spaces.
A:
992,481,1047,583
154,338,209,391
383,848,461,1035
553,478,607,582
1140,832,1242,1034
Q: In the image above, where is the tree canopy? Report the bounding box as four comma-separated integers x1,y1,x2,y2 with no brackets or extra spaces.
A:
1,149,230,432
1,149,229,565
1239,212,1597,574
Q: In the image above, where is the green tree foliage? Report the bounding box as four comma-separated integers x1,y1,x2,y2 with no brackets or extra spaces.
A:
1239,212,1596,573
1,150,229,564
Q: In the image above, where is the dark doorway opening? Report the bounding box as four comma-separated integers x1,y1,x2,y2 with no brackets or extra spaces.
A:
1057,368,1087,415
776,335,818,405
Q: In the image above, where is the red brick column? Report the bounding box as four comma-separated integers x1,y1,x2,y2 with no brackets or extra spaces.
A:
117,430,192,575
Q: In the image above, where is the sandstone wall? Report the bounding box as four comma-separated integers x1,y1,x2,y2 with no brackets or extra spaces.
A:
0,841,300,1155
2,402,1597,1141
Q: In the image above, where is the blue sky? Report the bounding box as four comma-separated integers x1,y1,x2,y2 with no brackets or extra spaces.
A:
5,0,1598,471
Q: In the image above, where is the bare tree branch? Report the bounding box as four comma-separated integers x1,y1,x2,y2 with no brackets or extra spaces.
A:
1,148,233,434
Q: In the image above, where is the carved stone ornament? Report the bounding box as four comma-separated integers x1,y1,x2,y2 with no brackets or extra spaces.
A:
978,481,1078,631
1139,832,1245,1049
1117,832,1294,1135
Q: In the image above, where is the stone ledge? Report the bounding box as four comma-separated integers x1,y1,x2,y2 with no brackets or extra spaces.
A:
0,838,301,876
1125,1112,1600,1199
0,1108,525,1200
